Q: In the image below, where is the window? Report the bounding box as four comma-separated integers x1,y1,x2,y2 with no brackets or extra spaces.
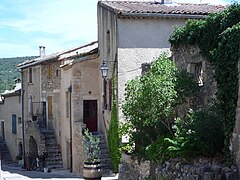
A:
103,79,107,109
18,117,22,124
28,68,32,83
141,63,150,75
12,114,17,134
47,65,52,79
195,62,203,86
107,30,110,54
56,69,59,77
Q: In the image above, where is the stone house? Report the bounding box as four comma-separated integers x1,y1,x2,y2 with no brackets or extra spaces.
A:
0,81,23,162
17,42,103,173
97,1,224,129
58,41,103,173
18,46,64,170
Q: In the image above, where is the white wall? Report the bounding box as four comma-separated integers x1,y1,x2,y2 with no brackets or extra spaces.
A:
118,18,186,48
116,18,187,122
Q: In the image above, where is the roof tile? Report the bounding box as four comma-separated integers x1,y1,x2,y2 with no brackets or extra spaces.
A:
98,1,225,16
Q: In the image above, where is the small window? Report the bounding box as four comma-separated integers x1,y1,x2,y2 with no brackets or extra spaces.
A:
107,30,110,54
195,62,203,86
141,63,150,75
18,117,22,124
56,69,59,77
103,79,107,109
28,68,32,83
12,114,17,134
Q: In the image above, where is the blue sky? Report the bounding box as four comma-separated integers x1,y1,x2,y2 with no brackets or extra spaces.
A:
0,0,232,58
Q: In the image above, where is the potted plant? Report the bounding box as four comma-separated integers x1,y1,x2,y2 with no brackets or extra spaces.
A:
83,129,102,179
16,155,23,166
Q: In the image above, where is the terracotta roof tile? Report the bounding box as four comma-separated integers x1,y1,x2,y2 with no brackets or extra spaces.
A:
98,1,225,16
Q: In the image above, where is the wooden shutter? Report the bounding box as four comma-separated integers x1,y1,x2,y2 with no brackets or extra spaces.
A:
47,96,53,117
108,79,112,110
103,79,107,109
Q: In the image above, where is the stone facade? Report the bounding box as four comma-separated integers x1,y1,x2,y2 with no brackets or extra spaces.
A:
41,60,61,144
172,45,216,117
59,49,101,173
72,121,85,174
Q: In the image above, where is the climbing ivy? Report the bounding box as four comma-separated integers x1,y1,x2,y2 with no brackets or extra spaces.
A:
169,4,240,163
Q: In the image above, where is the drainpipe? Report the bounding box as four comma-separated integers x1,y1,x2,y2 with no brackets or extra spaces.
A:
20,69,25,168
68,85,73,172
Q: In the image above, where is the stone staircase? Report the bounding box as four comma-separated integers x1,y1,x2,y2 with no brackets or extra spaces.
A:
0,140,16,166
93,133,114,175
43,130,64,172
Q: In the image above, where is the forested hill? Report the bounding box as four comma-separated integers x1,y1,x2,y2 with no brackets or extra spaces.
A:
0,56,38,93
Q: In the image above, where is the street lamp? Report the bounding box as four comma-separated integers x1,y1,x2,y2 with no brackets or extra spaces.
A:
100,62,108,79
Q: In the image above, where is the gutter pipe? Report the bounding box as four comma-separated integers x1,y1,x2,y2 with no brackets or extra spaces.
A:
20,70,25,168
68,85,73,172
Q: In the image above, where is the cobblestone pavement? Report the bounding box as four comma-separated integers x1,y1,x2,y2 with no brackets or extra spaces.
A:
0,165,118,180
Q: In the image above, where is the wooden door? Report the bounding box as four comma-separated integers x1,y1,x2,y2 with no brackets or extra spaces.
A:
83,100,98,132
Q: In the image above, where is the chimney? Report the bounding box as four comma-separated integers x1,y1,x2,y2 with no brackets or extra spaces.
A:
39,46,46,57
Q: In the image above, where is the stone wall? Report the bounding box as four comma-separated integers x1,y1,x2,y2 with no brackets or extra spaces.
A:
72,121,85,174
156,158,238,180
119,154,239,180
172,45,216,115
119,153,151,180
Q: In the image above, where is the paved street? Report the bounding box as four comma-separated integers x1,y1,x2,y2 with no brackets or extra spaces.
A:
0,165,118,180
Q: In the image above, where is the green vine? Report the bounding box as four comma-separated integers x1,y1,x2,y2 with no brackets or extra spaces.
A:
170,4,240,163
107,63,121,172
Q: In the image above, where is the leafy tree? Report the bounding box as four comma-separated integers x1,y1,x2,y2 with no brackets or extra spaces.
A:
122,53,198,158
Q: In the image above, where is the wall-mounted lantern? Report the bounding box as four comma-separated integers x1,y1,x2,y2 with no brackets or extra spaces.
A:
100,62,108,79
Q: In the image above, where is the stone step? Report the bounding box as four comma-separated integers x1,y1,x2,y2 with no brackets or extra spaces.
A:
47,164,64,171
43,131,63,171
46,157,62,161
92,134,114,174
0,141,15,166
46,161,63,166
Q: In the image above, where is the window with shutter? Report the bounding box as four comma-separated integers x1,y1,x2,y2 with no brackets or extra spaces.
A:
29,68,32,83
47,65,52,79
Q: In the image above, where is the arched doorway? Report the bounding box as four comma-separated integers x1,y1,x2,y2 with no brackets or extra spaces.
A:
29,136,38,167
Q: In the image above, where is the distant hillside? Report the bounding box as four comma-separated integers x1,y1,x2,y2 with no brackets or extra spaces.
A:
0,56,38,93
